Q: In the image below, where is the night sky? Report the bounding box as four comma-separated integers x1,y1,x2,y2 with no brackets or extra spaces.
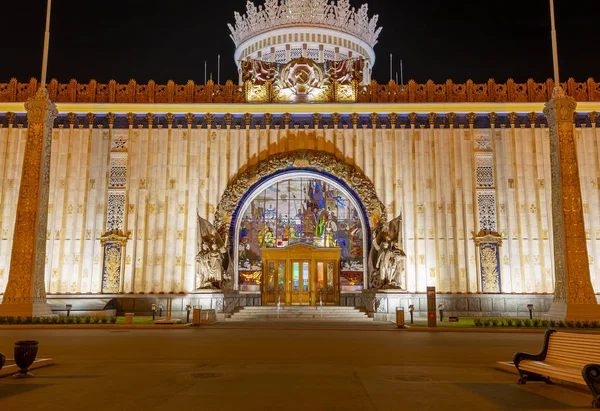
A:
1,0,598,85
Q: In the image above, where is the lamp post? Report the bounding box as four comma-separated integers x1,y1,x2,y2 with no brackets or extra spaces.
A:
438,304,445,322
65,304,72,317
159,304,163,318
409,304,414,324
186,305,192,323
151,304,157,321
527,304,534,320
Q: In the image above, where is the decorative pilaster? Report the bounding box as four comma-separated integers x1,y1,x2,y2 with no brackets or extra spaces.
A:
0,88,57,316
545,88,600,321
101,111,131,293
474,231,503,293
100,230,128,294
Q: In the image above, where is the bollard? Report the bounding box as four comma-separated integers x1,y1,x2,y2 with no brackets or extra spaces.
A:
396,308,405,328
192,308,202,326
125,313,134,325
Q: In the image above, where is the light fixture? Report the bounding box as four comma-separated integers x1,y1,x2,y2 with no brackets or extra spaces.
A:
438,303,445,322
527,304,534,320
186,305,192,323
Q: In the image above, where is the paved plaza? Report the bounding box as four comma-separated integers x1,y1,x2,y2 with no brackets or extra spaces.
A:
0,324,594,410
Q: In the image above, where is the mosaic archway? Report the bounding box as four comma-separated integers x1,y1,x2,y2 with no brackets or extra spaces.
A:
214,150,386,235
214,150,386,292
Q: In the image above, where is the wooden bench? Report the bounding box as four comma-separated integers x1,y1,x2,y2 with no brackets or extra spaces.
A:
514,329,600,408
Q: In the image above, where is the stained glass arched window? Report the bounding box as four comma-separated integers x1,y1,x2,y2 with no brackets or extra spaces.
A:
236,174,366,291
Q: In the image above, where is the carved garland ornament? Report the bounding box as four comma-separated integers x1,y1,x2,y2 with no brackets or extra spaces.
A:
214,149,386,235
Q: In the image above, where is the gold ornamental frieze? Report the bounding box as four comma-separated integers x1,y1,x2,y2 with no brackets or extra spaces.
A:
214,150,386,235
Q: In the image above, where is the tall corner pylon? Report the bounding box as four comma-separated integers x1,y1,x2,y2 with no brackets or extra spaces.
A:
0,87,57,317
545,87,600,321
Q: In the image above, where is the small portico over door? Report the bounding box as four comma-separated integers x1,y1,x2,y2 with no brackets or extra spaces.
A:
261,244,340,306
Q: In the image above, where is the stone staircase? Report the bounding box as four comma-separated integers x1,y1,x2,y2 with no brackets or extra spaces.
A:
226,306,373,322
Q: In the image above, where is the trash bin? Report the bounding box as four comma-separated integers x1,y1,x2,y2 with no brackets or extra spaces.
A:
192,308,202,326
125,313,134,325
396,308,405,328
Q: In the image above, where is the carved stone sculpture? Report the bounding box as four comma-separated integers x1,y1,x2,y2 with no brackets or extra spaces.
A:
368,214,406,290
196,214,233,290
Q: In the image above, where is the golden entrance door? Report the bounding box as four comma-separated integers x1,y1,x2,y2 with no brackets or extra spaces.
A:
261,244,340,306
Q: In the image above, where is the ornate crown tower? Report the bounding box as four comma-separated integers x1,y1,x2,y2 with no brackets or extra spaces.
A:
228,0,382,80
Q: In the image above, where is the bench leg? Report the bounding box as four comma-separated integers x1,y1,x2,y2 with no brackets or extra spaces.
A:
517,371,552,385
583,365,600,409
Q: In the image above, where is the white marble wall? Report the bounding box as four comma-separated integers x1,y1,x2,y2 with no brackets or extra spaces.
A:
1,119,599,295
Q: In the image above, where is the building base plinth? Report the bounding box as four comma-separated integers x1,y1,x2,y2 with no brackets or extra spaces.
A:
0,302,56,317
545,301,600,322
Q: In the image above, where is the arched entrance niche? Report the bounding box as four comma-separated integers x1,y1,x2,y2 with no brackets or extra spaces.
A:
215,150,386,298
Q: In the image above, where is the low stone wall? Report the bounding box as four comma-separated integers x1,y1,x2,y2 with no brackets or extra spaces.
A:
354,292,559,322
2,293,599,320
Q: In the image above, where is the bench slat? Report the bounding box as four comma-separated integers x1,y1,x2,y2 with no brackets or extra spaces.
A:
552,335,600,342
519,361,585,384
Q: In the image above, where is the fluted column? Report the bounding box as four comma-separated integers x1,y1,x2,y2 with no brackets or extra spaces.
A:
0,88,57,316
545,88,600,321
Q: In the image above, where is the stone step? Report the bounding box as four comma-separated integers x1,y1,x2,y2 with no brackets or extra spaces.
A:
233,308,365,312
226,317,374,322
232,311,367,316
231,314,369,320
227,306,372,322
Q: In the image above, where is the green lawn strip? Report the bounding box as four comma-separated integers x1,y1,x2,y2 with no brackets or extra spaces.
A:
0,316,191,326
407,318,600,330
114,316,190,325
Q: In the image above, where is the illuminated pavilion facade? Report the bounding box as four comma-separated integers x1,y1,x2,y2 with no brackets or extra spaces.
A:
0,0,600,319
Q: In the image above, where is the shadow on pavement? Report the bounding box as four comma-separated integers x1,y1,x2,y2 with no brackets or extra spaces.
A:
457,383,585,409
0,384,54,399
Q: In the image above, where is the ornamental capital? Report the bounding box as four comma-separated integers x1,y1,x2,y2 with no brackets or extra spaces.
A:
224,113,234,127
408,112,418,126
264,113,273,127
369,112,379,125
67,112,77,126
282,113,292,127
5,112,16,126
165,113,175,127
204,113,215,127
125,112,136,127
388,112,398,127
427,112,437,126
107,112,117,126
350,113,360,127
145,113,155,127
488,112,498,127
589,111,599,126
446,112,457,127
528,112,538,128
243,113,253,127
466,112,477,126
86,113,96,128
543,94,577,125
184,113,195,127
331,113,341,127
507,112,518,126
312,113,322,127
